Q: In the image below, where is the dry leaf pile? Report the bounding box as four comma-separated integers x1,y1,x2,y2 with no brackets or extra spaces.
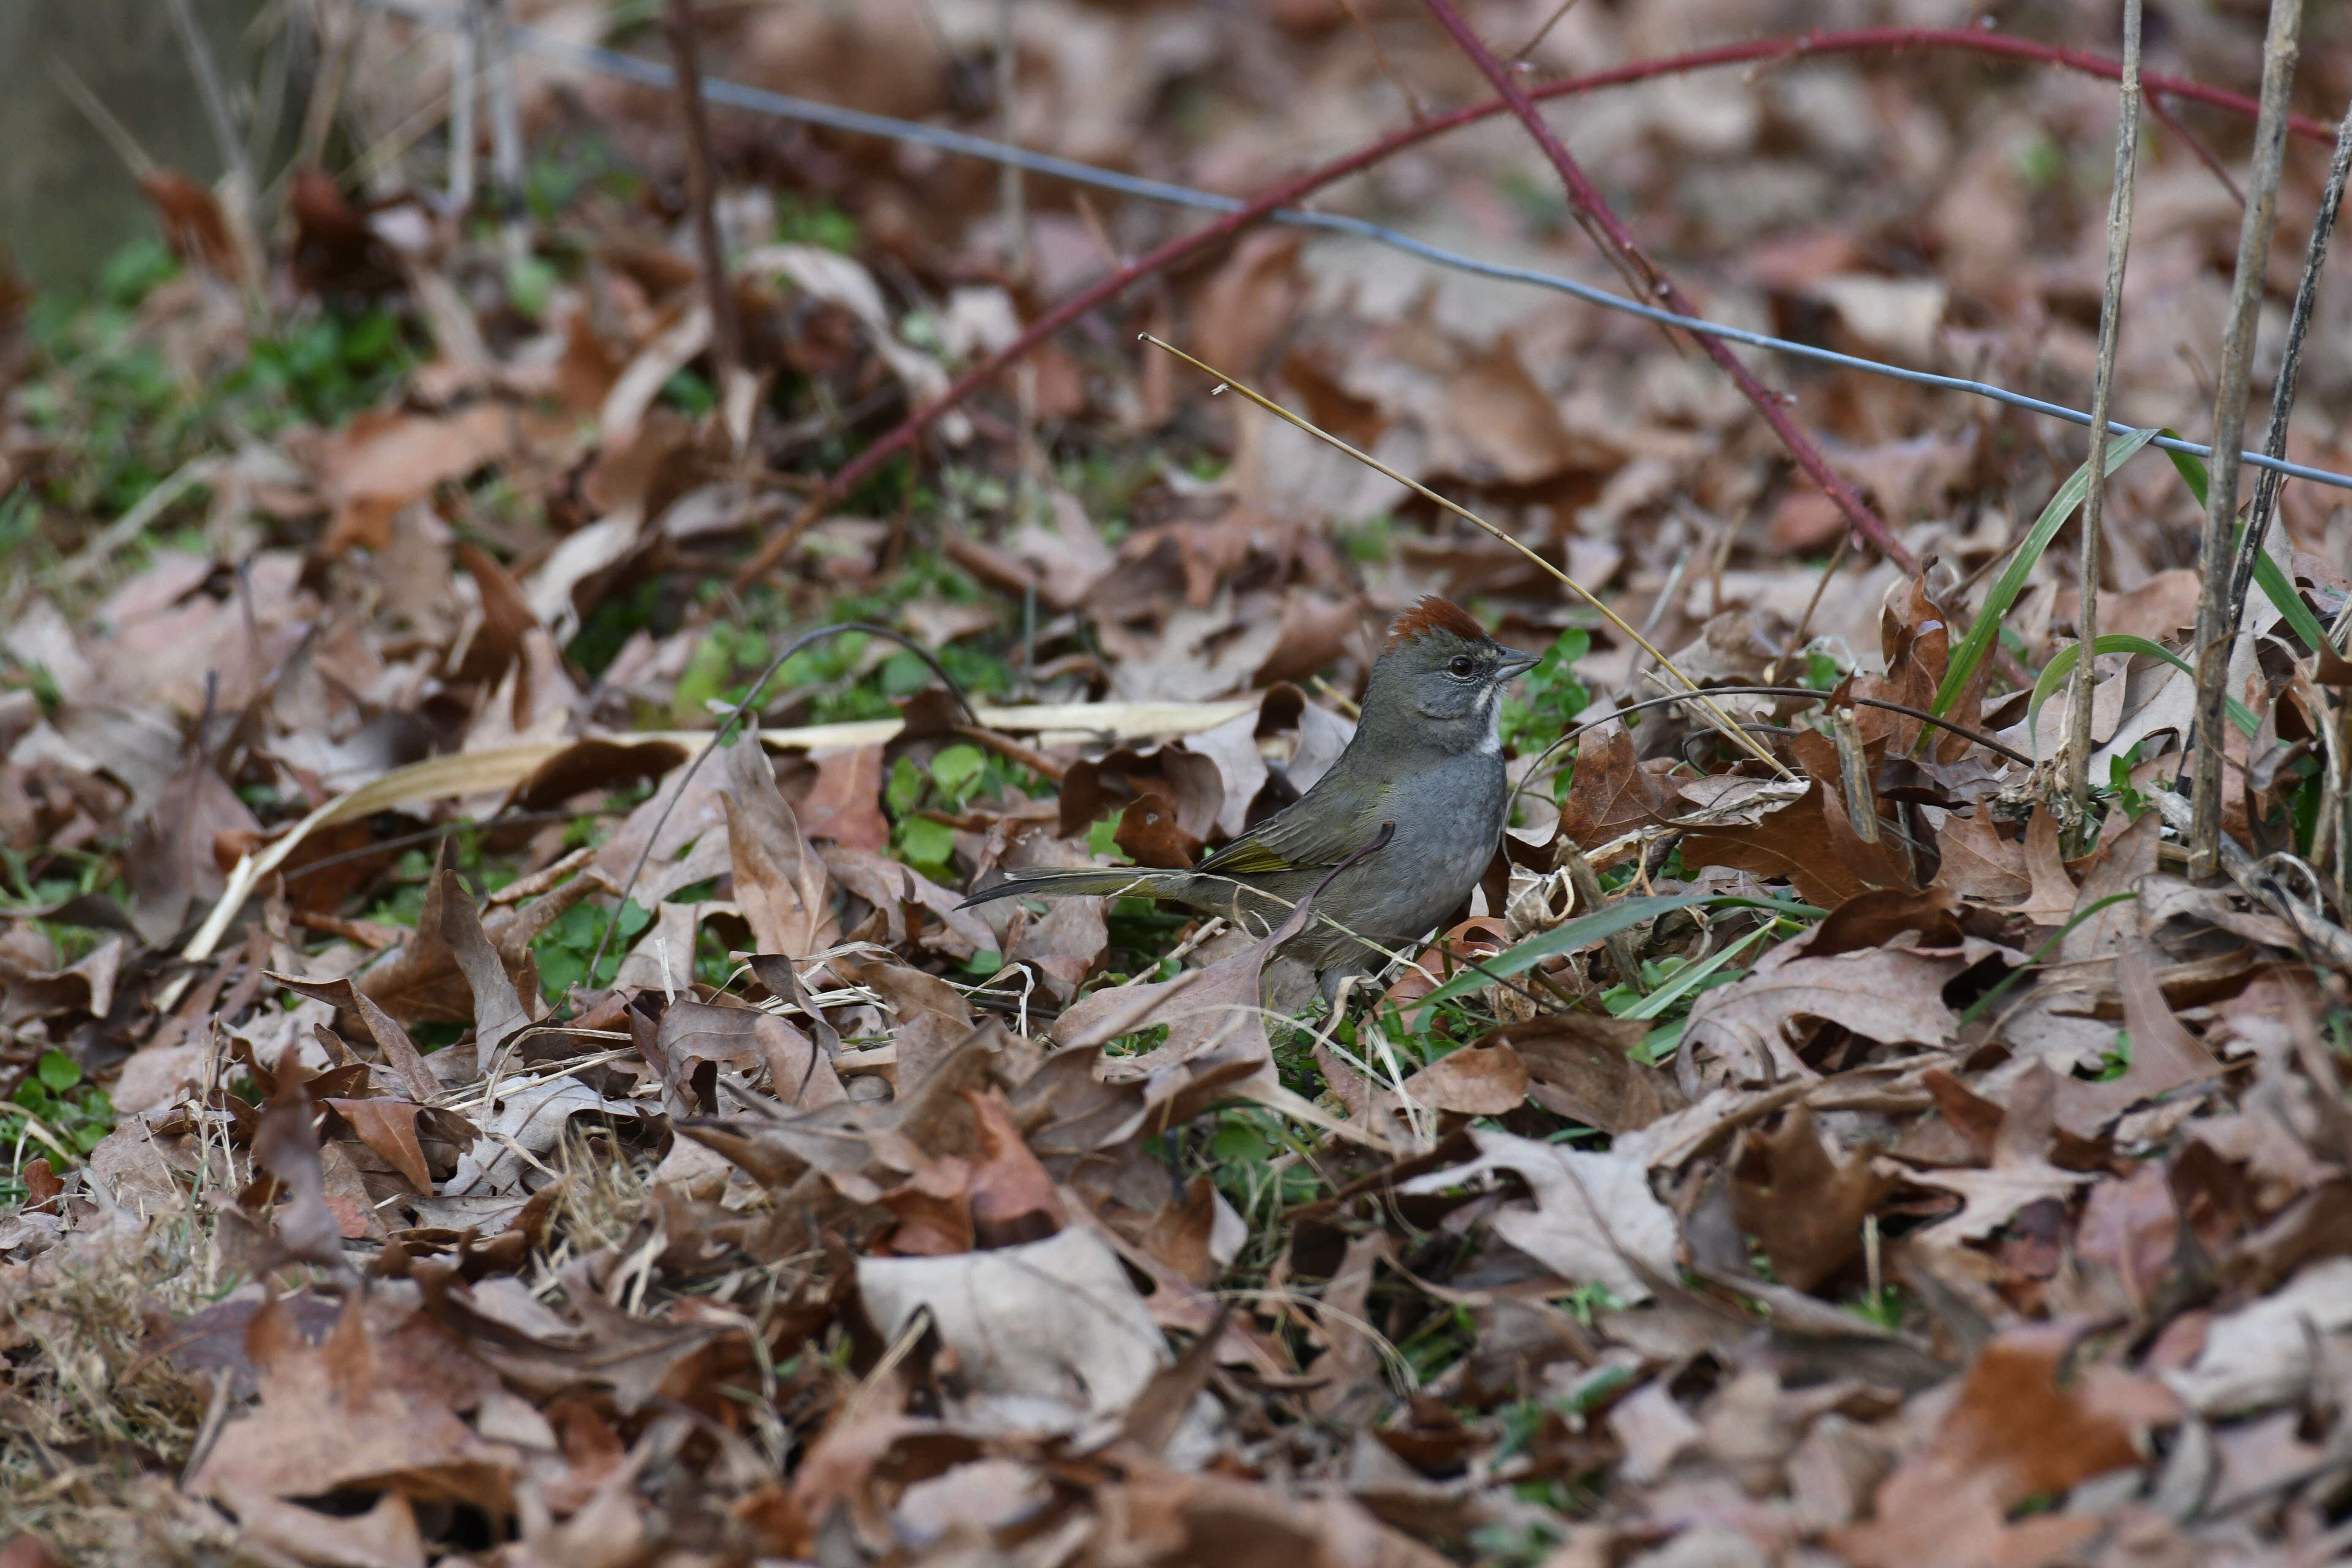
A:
5,0,2352,1564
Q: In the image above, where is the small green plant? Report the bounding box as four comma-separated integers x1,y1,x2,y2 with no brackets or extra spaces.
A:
3,1051,114,1203
1500,627,1591,760
886,743,1045,882
532,898,654,998
1847,1283,1905,1331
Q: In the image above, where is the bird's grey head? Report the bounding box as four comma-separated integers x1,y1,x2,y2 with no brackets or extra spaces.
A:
1361,596,1540,756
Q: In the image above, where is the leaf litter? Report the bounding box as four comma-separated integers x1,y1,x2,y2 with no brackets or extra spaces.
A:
5,0,2352,1564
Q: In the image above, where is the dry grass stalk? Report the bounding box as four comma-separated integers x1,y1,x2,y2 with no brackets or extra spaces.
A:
1139,334,1795,781
2187,0,2302,877
2059,0,2145,847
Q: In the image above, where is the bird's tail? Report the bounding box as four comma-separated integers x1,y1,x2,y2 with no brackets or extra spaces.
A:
958,865,1190,909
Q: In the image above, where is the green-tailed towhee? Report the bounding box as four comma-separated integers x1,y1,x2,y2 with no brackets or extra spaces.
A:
963,596,1539,998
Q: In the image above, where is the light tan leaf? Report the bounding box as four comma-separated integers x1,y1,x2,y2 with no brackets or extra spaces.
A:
1399,1126,1678,1303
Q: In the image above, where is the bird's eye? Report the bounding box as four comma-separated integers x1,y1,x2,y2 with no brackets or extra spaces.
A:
1449,656,1476,678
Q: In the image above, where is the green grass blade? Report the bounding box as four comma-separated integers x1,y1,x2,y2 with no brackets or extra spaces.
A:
2157,434,2330,652
2026,633,2258,759
1933,426,2159,717
1405,893,1824,1028
1617,925,1768,1021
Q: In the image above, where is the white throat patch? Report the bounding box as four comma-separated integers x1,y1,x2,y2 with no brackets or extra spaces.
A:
1477,691,1503,754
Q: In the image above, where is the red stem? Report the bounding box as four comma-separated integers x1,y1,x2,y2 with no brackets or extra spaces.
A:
733,26,2327,590
1426,0,1908,566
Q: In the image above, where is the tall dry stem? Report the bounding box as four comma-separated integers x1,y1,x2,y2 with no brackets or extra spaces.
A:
2188,0,2302,877
2060,0,2143,847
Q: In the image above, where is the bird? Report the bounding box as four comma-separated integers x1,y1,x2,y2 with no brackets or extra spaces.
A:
962,596,1540,1000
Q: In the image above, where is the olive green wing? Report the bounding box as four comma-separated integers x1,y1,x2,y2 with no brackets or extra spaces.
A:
1193,773,1388,876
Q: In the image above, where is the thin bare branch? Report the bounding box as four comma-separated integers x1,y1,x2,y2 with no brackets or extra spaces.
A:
2227,95,2352,633
2189,0,2302,877
1337,0,1427,120
2060,0,2144,847
1413,0,1912,573
663,0,742,394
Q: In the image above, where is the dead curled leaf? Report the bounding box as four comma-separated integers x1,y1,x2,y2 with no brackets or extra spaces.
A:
1682,942,1963,1086
854,1225,1167,1430
189,1294,520,1513
1400,1127,1678,1303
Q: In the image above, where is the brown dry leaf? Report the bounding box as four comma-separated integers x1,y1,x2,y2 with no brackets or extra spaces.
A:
1087,1454,1453,1568
354,866,533,1052
2100,570,2202,643
1907,1062,2091,1244
1400,1039,1529,1116
189,1295,519,1513
1007,891,1109,1004
1828,1324,2178,1568
2012,808,2083,924
1554,723,1675,859
324,1097,435,1194
227,1491,425,1568
313,405,517,555
0,931,125,1030
722,733,840,958
126,754,260,944
1683,943,1962,1085
1447,333,1619,485
964,1087,1066,1247
1501,1013,1678,1132
653,998,847,1115
2058,810,2160,964
268,973,442,1101
139,170,244,280
1680,734,1915,906
2165,1256,2352,1414
795,743,889,851
2050,948,2226,1137
1190,229,1304,377
1399,1127,1678,1302
820,844,998,958
1931,810,2032,906
1048,888,1339,1136
1731,1104,1895,1292
252,1075,350,1275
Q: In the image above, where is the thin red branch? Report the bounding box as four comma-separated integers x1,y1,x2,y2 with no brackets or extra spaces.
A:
733,26,2328,591
1427,0,1908,567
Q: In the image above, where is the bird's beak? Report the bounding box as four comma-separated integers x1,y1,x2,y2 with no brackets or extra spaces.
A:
1497,647,1541,681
